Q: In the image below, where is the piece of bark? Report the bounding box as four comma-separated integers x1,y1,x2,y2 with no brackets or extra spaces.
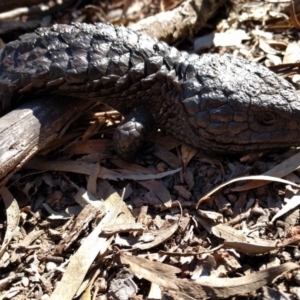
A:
0,96,94,186
129,0,229,44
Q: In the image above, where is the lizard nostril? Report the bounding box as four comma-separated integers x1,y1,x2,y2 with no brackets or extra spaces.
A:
258,112,276,125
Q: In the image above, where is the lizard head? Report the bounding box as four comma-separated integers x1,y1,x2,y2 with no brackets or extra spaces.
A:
180,54,300,153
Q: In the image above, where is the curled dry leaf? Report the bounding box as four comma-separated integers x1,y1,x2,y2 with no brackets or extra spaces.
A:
118,253,299,299
271,189,300,223
197,175,299,207
212,224,278,255
197,217,278,254
132,218,180,250
233,150,300,192
259,39,282,55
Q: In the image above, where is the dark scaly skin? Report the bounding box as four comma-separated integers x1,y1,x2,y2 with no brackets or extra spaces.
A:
1,22,300,160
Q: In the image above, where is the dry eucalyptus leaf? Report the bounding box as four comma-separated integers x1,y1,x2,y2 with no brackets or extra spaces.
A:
74,187,106,210
25,157,181,181
197,209,223,222
151,135,181,150
17,229,44,249
271,190,300,223
197,175,299,206
153,143,181,169
0,187,20,261
138,179,172,207
87,161,100,196
233,151,300,191
132,219,179,250
109,158,157,174
42,203,70,220
63,139,111,155
259,39,281,55
181,144,198,172
118,253,298,299
102,223,145,235
213,224,278,254
49,192,124,300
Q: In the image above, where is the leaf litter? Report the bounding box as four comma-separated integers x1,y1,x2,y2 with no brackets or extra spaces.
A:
1,1,300,300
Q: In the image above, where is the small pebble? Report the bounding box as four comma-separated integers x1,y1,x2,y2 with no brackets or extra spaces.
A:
293,248,300,260
22,277,29,287
46,262,57,272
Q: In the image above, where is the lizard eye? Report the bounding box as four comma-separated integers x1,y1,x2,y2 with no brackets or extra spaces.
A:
258,112,276,125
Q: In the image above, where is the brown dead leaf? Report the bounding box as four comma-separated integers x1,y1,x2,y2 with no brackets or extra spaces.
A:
138,179,172,207
197,209,223,223
151,135,181,150
17,229,44,249
25,157,181,181
173,185,192,199
109,158,157,174
62,204,104,251
87,161,100,196
233,151,300,192
132,218,179,250
49,192,124,300
197,175,299,207
0,187,20,262
82,119,105,141
102,223,145,235
290,0,300,29
272,189,300,223
74,188,106,210
212,224,278,255
279,226,300,247
118,253,299,299
181,144,198,173
63,139,111,155
154,143,181,169
259,39,281,55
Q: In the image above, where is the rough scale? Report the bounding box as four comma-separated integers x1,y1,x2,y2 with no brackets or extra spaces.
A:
1,22,300,160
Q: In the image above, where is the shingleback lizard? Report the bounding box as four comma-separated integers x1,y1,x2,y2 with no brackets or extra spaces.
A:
1,22,300,160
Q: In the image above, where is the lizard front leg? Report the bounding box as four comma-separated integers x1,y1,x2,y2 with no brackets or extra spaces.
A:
113,107,154,161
